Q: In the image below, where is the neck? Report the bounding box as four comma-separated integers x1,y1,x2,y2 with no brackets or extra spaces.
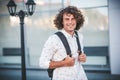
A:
64,30,74,36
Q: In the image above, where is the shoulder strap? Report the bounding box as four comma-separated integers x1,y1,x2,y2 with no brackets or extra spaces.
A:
75,31,82,55
55,31,82,56
55,32,72,57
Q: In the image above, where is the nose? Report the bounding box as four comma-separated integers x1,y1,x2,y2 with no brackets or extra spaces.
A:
68,20,72,23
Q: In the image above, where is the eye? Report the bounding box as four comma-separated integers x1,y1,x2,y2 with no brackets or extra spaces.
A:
64,18,69,21
72,18,75,20
65,18,69,20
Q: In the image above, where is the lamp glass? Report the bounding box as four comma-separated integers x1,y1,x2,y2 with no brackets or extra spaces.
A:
26,0,36,15
7,0,17,16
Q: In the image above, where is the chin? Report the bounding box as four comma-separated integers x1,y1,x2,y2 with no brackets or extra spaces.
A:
69,30,74,32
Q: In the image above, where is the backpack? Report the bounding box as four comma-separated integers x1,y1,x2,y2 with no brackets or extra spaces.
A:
47,31,81,79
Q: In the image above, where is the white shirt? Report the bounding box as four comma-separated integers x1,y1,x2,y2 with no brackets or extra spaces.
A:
39,29,88,80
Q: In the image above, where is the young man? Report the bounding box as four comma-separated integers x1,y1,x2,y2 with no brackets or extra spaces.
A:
39,6,88,80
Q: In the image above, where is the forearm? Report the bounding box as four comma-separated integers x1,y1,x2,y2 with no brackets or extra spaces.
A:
49,56,75,69
49,60,66,69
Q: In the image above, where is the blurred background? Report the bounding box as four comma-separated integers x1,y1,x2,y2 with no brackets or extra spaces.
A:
0,0,120,80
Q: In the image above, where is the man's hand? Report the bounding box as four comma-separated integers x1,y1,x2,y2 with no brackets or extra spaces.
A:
64,55,75,66
78,53,86,63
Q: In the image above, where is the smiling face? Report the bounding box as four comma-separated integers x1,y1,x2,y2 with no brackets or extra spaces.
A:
62,13,77,35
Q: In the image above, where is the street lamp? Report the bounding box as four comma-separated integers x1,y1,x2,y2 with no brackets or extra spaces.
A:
6,0,36,80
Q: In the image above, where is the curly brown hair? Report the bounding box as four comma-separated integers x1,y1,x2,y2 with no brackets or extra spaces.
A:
54,6,85,30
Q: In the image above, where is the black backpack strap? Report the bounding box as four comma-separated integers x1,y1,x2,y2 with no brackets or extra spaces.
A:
55,32,72,57
75,31,82,55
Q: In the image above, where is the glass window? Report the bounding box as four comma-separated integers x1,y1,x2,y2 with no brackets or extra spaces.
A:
0,5,21,65
81,7,109,66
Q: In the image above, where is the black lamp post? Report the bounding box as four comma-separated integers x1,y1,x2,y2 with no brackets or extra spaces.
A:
6,0,36,80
